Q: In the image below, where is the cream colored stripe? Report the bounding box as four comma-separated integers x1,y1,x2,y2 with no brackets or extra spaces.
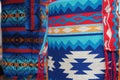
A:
48,25,103,34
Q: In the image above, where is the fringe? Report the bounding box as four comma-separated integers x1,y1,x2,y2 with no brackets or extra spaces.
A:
104,50,110,80
118,50,120,80
112,51,117,80
104,50,117,80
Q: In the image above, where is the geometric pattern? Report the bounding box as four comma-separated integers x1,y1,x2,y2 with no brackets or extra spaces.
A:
2,31,44,50
48,30,105,80
48,34,103,50
60,51,105,80
48,0,105,80
103,0,119,51
11,33,24,47
48,24,103,35
1,0,47,79
102,0,119,79
49,12,102,27
1,3,25,27
49,0,102,16
2,53,39,78
48,42,106,80
48,56,55,71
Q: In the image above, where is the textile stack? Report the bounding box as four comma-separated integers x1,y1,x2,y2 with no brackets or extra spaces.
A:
0,0,120,80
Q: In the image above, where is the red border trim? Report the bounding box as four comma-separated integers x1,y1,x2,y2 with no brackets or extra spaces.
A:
3,48,39,53
2,27,46,32
2,0,24,5
30,0,35,30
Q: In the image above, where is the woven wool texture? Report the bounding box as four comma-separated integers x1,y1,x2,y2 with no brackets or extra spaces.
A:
102,0,119,80
48,0,107,80
1,0,47,79
1,0,120,80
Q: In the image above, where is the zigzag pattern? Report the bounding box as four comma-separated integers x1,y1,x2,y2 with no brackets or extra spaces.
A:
49,12,102,27
49,0,102,16
48,35,103,50
48,39,103,50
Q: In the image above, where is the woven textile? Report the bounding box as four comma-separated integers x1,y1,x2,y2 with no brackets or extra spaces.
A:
48,0,106,80
103,0,119,51
1,0,46,79
102,0,119,80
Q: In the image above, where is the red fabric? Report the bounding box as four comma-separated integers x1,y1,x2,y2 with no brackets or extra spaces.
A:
2,27,46,32
49,12,102,27
30,0,35,30
112,51,117,80
3,48,39,53
102,0,116,51
37,56,44,80
104,50,110,80
103,0,119,80
118,52,120,80
13,76,18,80
2,0,24,5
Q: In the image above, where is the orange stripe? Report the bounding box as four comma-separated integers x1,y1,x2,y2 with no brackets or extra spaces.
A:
2,13,25,18
40,2,50,5
2,61,39,67
3,48,39,53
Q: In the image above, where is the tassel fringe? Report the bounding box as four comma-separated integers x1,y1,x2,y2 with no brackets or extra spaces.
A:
104,50,110,80
104,50,117,80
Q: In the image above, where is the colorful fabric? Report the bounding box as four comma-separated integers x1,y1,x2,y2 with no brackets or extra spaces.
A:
48,12,102,27
1,0,120,80
118,0,120,79
40,1,57,80
48,0,102,16
102,0,119,80
103,0,119,51
25,0,41,31
48,0,106,80
1,0,46,79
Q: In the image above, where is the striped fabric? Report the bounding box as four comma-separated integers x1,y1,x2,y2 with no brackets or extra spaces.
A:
102,0,119,80
1,0,120,80
48,0,119,80
48,0,106,80
1,0,46,79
